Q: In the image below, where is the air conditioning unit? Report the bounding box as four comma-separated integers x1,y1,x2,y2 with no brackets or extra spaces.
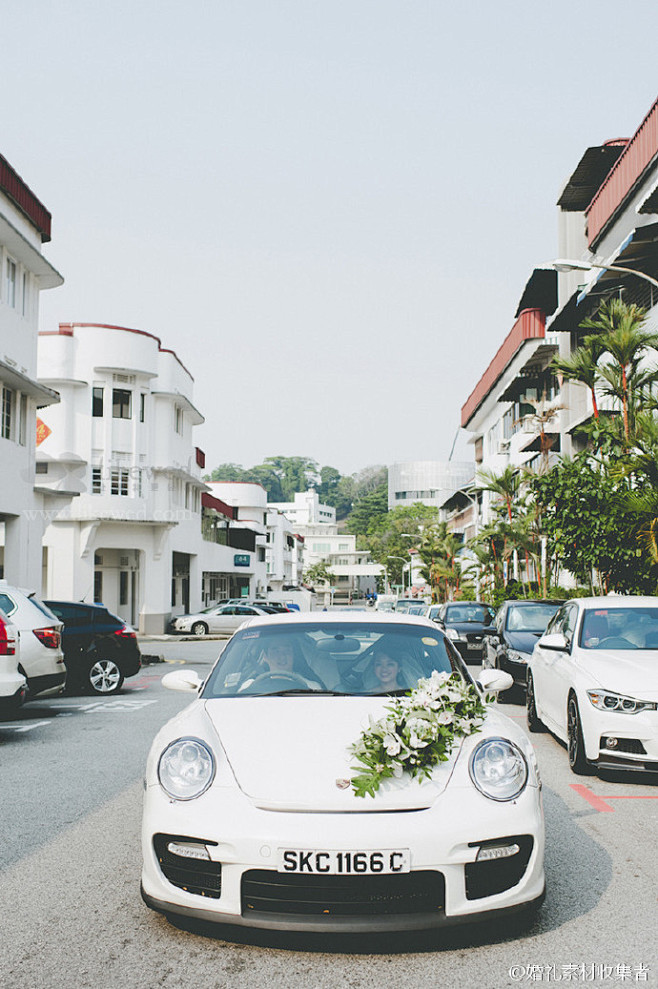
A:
497,440,510,454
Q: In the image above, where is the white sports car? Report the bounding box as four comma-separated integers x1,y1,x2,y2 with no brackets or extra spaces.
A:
527,596,658,775
141,613,545,933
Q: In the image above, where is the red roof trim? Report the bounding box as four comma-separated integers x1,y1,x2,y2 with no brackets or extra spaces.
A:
0,154,52,242
461,309,546,427
39,323,194,380
201,492,234,518
586,97,658,246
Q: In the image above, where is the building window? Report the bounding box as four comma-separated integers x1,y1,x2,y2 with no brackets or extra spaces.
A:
110,468,129,496
91,467,103,494
1,387,14,439
18,394,27,446
119,571,128,606
112,389,132,419
92,387,104,417
174,406,183,433
94,570,103,603
140,393,146,422
22,272,28,316
35,462,48,474
5,258,17,308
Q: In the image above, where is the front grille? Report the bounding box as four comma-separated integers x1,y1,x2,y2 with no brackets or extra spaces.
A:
153,833,221,899
241,870,444,917
600,737,646,755
465,836,533,900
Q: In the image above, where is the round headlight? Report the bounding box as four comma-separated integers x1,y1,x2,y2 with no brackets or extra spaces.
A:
158,737,215,801
469,737,528,802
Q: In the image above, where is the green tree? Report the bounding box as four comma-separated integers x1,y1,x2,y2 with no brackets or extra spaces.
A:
303,560,333,587
529,452,654,594
472,466,521,522
579,298,658,444
551,334,606,420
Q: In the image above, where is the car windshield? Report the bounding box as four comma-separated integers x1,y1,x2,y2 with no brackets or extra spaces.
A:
580,606,658,650
202,622,460,698
444,605,492,625
505,603,560,632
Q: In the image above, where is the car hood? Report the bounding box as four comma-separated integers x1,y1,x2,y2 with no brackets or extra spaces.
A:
203,696,462,812
504,631,542,654
578,651,658,699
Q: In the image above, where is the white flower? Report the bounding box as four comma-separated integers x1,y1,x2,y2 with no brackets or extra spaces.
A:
383,733,402,756
435,710,453,725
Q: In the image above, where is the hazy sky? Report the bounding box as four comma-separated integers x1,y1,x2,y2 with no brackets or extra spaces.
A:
5,1,658,474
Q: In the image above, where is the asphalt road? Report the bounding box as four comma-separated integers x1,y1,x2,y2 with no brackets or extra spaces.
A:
0,641,656,989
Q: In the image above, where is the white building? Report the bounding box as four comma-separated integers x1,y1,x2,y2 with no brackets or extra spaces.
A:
388,461,474,512
301,524,382,605
36,323,265,631
0,154,63,587
461,98,658,529
269,489,336,527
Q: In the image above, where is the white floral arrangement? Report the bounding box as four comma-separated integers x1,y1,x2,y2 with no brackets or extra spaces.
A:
349,670,489,798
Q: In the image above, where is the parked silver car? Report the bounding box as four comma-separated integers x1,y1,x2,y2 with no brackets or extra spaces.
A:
170,603,272,636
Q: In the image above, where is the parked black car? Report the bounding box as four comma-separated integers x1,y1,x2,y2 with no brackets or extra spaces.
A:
43,601,141,695
483,599,564,697
431,602,497,663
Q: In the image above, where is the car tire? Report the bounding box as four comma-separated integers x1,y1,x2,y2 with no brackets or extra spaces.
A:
87,658,124,695
526,673,546,733
567,695,591,775
191,622,208,637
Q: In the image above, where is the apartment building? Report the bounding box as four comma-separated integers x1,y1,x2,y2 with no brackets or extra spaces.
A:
36,323,264,631
0,154,63,587
460,96,658,525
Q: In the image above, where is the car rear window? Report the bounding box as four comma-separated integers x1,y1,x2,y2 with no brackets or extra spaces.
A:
0,592,17,617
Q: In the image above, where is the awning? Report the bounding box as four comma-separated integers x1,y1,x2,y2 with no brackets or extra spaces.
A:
515,268,558,318
0,215,63,289
201,492,234,518
0,358,60,407
498,343,559,402
556,142,627,212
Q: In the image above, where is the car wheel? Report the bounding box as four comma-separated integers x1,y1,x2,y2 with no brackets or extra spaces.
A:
567,695,591,775
87,658,124,695
526,673,546,733
191,622,208,637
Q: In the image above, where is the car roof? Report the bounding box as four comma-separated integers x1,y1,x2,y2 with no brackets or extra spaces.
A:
570,596,658,608
236,611,440,631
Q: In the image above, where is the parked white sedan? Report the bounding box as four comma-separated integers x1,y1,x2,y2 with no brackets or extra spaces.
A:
527,596,658,775
170,603,272,636
142,613,545,933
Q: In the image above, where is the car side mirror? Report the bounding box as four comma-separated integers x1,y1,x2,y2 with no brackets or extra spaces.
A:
477,668,514,693
537,632,569,652
162,669,202,692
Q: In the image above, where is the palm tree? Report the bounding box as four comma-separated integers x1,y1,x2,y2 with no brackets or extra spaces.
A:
579,298,658,442
551,334,606,419
472,466,520,523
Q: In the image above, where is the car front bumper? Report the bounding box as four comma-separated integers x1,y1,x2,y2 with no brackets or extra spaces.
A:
582,705,658,771
498,654,529,687
141,781,545,933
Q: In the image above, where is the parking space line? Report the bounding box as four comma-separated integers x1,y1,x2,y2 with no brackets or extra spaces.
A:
0,720,52,733
570,783,658,812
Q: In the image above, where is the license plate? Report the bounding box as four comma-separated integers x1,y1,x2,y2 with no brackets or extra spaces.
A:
278,848,410,875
